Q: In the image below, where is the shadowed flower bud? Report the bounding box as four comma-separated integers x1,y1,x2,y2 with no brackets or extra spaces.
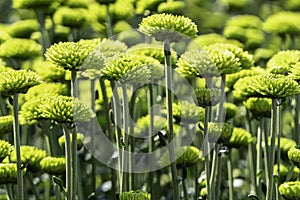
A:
279,181,300,200
157,1,185,15
0,38,41,60
176,49,219,78
12,0,55,9
0,115,13,136
0,70,41,97
274,163,300,183
244,97,272,118
5,145,47,172
53,7,88,29
20,99,45,125
40,157,66,175
134,115,167,136
0,31,11,44
224,102,238,120
110,1,134,22
288,146,300,168
58,133,84,150
207,122,233,144
226,127,252,148
277,137,297,161
120,190,150,200
25,82,68,101
8,19,39,38
139,13,198,43
136,0,164,14
0,163,19,184
172,101,204,124
65,0,89,8
289,63,300,81
38,95,95,125
194,88,221,107
0,140,13,162
266,50,300,75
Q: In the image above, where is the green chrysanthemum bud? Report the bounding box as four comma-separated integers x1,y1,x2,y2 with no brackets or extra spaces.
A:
20,98,45,125
0,163,18,184
244,97,272,118
120,190,150,200
194,88,221,107
40,157,66,175
200,187,207,198
0,65,13,72
285,0,300,11
188,33,243,50
233,76,258,100
277,137,297,160
157,1,185,15
101,54,160,84
289,62,300,81
38,95,95,125
224,102,238,120
266,50,300,75
0,31,11,44
0,115,13,136
134,115,167,136
58,133,84,150
223,0,250,9
65,0,89,8
288,146,300,168
225,15,262,29
254,48,277,64
128,43,177,65
0,70,41,97
0,140,13,162
138,13,198,43
136,0,164,14
0,38,41,60
263,12,300,36
176,49,219,78
226,127,252,148
8,19,39,38
207,122,233,144
172,101,204,123
12,0,55,9
24,82,68,101
6,145,47,172
226,68,264,90
274,164,300,183
113,21,132,34
110,1,134,22
45,39,102,71
117,30,144,47
53,7,88,29
279,181,300,200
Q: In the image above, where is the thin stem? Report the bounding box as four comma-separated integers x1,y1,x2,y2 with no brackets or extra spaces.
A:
256,119,263,198
164,40,180,200
204,106,211,200
62,124,72,200
266,99,278,200
182,178,188,200
148,83,155,199
34,9,50,54
90,79,96,194
227,150,233,200
209,145,219,200
106,4,113,37
217,74,226,122
6,184,14,200
12,93,23,200
295,94,300,144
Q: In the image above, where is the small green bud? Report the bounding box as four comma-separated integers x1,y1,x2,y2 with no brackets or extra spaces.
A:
207,122,233,144
40,157,66,175
58,133,84,150
194,88,221,108
279,181,300,200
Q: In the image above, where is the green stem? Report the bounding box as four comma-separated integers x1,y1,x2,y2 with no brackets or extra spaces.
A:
35,9,50,54
182,178,188,200
256,119,263,198
295,95,300,144
106,4,113,37
12,93,23,200
218,74,226,122
164,40,179,200
62,124,72,200
6,184,14,200
148,83,155,199
227,150,233,200
204,106,211,200
90,79,97,194
266,99,279,200
209,145,219,200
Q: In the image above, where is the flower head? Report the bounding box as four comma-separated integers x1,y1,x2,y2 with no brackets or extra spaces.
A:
277,137,297,161
288,146,300,168
0,38,41,60
244,97,272,118
8,19,39,38
0,115,13,136
12,0,56,9
176,49,219,78
134,115,167,136
138,13,198,43
58,133,84,150
224,102,238,120
157,1,185,15
274,163,300,183
194,88,221,107
207,122,233,144
0,163,19,184
40,157,66,175
53,7,88,28
226,127,252,148
266,50,300,75
172,101,204,123
38,95,95,125
20,98,45,125
279,181,300,200
110,1,134,22
136,0,164,14
0,70,41,97
289,62,300,81
120,190,150,200
0,140,13,162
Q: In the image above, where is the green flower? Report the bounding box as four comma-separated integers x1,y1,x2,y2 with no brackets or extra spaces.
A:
65,0,89,8
0,38,41,59
6,145,47,172
138,13,198,43
45,39,102,71
224,102,238,120
0,65,13,72
117,30,144,47
40,157,66,175
223,0,250,9
277,137,297,160
226,127,252,148
279,181,300,200
172,101,204,123
254,48,277,64
128,43,177,64
24,82,68,101
0,163,18,184
225,15,262,29
38,95,96,125
120,190,150,200
0,115,13,136
8,19,39,38
176,49,219,78
136,0,164,14
0,31,11,45
285,0,300,11
101,54,160,84
207,122,233,144
113,21,132,34
12,0,55,9
134,115,167,136
263,12,300,36
274,164,300,183
95,0,116,5
157,1,185,15
58,133,84,150
188,33,243,50
110,1,134,22
266,50,300,75
289,62,300,81
244,97,272,118
53,7,88,28
194,88,221,107
200,187,207,198
0,70,41,97
0,140,13,162
20,98,45,125
288,146,300,168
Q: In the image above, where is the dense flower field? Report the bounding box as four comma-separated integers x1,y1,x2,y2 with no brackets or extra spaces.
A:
1,0,300,199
